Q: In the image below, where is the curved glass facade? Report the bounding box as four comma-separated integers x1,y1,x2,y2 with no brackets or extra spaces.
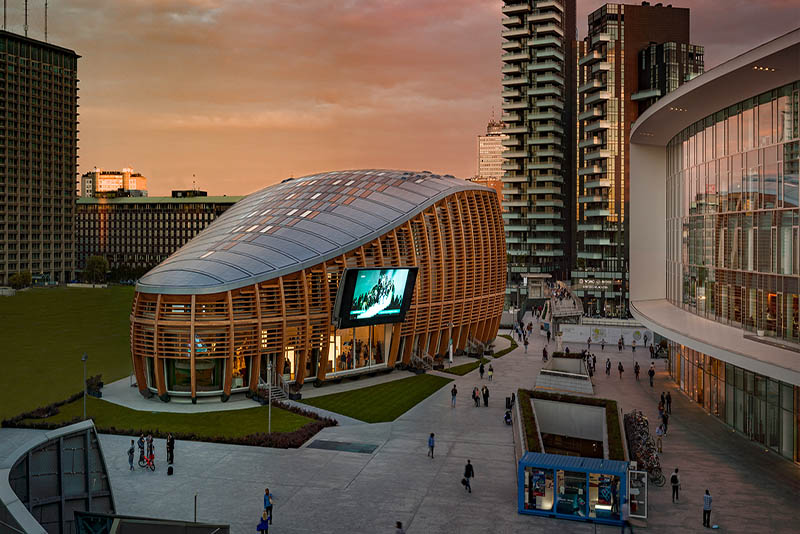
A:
666,81,800,344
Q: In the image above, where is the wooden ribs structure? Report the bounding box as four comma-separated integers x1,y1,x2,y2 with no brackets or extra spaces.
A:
131,180,505,402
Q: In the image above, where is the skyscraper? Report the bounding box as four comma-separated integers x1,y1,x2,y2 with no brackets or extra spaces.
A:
572,3,702,317
471,118,507,209
501,0,576,306
0,31,79,285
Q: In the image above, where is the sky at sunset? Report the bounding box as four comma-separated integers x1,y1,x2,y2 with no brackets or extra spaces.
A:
8,0,798,195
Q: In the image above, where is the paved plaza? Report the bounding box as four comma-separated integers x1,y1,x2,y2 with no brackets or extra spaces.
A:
90,328,800,533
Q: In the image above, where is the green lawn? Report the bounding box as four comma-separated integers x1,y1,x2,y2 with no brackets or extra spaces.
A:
493,335,518,358
0,286,135,419
301,374,452,423
442,357,489,376
22,396,312,438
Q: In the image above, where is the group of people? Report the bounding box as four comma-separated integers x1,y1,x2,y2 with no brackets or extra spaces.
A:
513,321,532,352
257,488,274,533
127,433,175,471
472,385,490,407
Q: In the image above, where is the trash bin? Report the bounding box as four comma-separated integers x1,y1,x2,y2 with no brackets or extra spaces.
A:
505,396,512,410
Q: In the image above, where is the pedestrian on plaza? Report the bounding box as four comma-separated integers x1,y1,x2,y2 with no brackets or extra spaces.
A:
662,411,669,435
524,337,529,353
605,358,611,376
127,440,135,471
601,339,606,351
451,384,457,407
463,460,475,493
473,387,480,407
644,333,649,347
650,345,656,359
666,392,672,414
656,423,664,453
648,363,656,387
587,336,592,350
703,489,712,528
546,330,551,344
658,400,665,419
634,361,640,381
632,340,637,353
395,520,405,534
482,385,490,407
565,346,570,355
428,433,435,458
166,433,175,465
487,364,494,381
479,362,485,379
264,488,274,525
660,392,666,406
257,510,270,534
542,346,548,362
592,354,597,371
618,361,624,379
670,469,681,503
137,434,145,464
621,497,634,533
618,339,623,351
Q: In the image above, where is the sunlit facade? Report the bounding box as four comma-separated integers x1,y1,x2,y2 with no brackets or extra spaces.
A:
130,170,505,402
630,29,800,464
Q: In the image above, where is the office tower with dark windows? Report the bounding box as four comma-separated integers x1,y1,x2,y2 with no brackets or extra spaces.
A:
501,0,576,307
0,31,79,285
572,2,702,317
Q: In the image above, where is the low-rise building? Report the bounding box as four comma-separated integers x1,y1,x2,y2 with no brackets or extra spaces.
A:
75,192,242,277
80,167,148,197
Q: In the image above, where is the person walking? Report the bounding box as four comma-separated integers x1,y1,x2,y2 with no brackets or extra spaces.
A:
428,433,435,458
473,387,480,407
395,520,405,534
166,433,175,465
618,361,624,379
592,354,597,372
660,392,666,406
670,468,681,503
650,344,656,359
542,346,548,362
648,363,656,387
257,510,270,534
703,489,712,528
479,362,485,380
601,339,606,351
632,340,637,353
137,434,145,464
565,346,570,355
263,488,274,525
546,330,551,344
524,337,529,353
662,411,670,435
487,364,494,381
587,336,592,350
127,440,135,471
618,339,623,351
451,384,457,407
644,333,649,347
656,423,664,453
482,385,489,407
146,434,154,462
666,392,672,414
463,460,475,493
634,361,640,381
605,358,611,376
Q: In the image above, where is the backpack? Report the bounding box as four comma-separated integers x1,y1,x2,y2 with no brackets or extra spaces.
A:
670,474,679,485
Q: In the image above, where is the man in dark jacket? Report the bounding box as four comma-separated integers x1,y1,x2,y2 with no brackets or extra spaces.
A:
166,433,175,464
481,386,489,407
137,434,145,464
463,460,475,493
127,440,135,471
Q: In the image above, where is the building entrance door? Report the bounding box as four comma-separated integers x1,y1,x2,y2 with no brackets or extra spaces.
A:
261,353,278,386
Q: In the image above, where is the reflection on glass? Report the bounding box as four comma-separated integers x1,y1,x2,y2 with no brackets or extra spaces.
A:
524,468,554,511
195,359,223,392
556,470,587,517
165,358,191,392
589,473,620,520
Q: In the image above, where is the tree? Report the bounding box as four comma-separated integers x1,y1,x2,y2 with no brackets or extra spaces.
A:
8,270,32,289
85,255,109,284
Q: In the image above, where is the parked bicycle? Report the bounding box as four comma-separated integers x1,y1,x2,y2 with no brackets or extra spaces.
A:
138,451,156,471
624,410,665,487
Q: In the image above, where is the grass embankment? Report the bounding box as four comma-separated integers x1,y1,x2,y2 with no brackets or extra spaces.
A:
20,396,312,438
443,357,490,376
302,374,452,423
493,335,518,358
0,286,135,419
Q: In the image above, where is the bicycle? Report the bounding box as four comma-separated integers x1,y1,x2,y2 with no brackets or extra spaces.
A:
138,452,156,471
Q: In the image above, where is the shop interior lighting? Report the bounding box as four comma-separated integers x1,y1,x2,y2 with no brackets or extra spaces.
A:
752,65,776,72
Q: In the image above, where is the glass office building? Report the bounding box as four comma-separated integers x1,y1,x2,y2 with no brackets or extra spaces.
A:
630,29,800,465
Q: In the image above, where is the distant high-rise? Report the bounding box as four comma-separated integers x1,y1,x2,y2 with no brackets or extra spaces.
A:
80,167,149,197
501,0,576,305
477,119,508,181
572,3,702,317
0,31,79,285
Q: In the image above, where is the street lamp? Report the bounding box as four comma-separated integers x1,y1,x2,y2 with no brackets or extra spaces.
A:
448,322,454,368
81,353,88,420
266,360,272,434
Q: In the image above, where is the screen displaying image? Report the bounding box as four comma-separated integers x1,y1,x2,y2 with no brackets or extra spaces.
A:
335,267,418,328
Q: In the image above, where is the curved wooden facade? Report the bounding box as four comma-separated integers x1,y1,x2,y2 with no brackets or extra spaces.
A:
130,174,505,402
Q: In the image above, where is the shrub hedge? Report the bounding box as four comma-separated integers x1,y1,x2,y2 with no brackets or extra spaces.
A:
517,389,541,453
2,376,337,449
517,389,625,461
443,357,489,376
492,335,518,358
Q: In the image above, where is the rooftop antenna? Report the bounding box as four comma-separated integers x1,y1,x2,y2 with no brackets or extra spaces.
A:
24,0,27,37
192,174,196,191
44,0,47,41
3,1,6,30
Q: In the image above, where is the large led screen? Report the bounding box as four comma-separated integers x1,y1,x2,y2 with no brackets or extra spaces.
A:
334,267,418,328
